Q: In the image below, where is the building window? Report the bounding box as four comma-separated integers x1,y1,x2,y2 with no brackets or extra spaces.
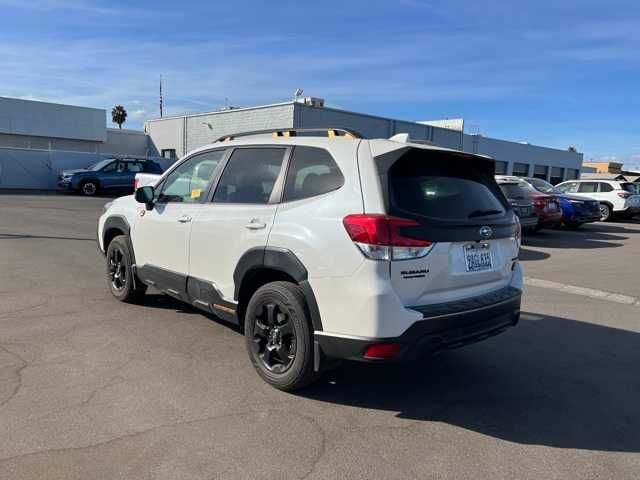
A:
533,165,548,180
550,167,564,185
566,169,580,180
161,149,177,160
494,161,507,175
512,162,529,177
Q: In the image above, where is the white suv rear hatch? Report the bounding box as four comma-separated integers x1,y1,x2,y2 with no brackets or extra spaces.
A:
368,143,519,307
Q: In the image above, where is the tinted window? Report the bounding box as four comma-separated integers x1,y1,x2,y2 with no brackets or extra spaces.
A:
499,183,529,199
550,167,564,185
621,183,638,193
213,148,285,204
527,177,560,194
158,150,225,203
578,182,598,193
126,162,143,173
283,147,344,201
599,182,613,192
388,152,506,221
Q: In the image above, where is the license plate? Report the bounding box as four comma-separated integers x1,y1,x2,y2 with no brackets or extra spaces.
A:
547,203,557,211
518,206,531,216
464,244,493,272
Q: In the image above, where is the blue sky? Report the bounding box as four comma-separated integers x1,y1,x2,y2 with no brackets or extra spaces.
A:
1,0,639,169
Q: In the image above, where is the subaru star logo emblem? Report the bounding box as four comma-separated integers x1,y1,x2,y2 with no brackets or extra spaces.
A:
479,226,493,238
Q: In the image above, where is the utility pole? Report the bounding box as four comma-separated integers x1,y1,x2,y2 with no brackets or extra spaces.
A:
159,75,163,118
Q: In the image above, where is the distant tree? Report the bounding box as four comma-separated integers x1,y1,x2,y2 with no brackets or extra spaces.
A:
111,105,127,129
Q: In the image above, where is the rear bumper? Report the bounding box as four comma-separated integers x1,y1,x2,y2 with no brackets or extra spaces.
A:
315,286,521,362
518,215,539,228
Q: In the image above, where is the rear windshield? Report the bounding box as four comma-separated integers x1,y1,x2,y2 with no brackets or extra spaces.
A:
388,152,507,221
621,183,638,193
499,183,529,199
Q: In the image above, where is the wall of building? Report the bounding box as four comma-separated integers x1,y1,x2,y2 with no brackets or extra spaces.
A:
462,134,583,183
145,103,295,158
0,96,106,142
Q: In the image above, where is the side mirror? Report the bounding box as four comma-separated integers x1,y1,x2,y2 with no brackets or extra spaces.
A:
135,185,155,209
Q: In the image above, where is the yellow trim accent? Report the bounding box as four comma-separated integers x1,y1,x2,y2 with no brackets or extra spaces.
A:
327,129,336,138
213,303,236,314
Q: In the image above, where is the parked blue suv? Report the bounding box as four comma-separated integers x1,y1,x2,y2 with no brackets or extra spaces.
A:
58,158,163,196
522,177,601,229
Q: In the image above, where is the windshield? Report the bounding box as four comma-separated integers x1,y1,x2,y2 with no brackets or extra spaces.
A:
527,177,561,194
87,159,113,171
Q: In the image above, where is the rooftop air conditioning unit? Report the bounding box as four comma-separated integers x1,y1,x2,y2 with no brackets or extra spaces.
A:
302,97,324,108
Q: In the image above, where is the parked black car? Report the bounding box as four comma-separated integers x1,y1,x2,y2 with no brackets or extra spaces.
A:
497,180,539,231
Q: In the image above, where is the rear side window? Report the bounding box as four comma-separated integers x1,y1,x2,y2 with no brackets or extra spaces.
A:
388,151,506,221
213,148,286,204
578,182,598,193
599,182,613,192
283,147,344,202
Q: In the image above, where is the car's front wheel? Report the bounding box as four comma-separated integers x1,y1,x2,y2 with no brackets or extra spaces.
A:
106,235,147,303
244,282,317,391
80,180,98,196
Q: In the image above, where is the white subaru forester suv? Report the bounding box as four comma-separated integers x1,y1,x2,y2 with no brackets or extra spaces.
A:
98,128,523,391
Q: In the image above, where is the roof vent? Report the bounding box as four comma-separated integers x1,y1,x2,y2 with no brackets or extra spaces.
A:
297,97,324,108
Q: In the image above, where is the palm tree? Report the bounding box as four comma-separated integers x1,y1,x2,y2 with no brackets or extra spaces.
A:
111,105,127,129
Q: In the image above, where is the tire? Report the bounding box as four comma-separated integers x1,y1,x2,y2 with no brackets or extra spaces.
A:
599,204,612,222
105,235,147,303
80,180,98,196
244,281,317,391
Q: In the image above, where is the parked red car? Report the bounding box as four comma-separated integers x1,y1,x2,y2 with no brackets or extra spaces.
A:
496,176,562,231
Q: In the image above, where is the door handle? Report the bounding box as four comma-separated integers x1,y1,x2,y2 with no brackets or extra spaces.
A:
178,214,192,223
245,219,266,230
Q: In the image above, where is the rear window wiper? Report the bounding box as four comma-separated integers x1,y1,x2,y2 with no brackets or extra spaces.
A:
468,209,502,218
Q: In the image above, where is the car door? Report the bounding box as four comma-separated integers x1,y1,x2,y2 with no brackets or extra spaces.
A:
98,160,121,189
188,146,289,305
132,150,226,298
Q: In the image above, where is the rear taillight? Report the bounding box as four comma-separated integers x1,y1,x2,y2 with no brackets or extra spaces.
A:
134,177,139,190
363,343,402,359
514,216,522,248
343,214,433,261
617,191,631,199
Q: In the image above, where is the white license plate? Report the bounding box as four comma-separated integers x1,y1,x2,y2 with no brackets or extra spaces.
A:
464,244,493,272
547,203,557,211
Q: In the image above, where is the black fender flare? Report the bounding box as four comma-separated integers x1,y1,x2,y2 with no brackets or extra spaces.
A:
102,215,136,263
234,247,323,331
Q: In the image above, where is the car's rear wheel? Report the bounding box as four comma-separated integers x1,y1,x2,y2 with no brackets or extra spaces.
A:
80,180,98,196
599,204,612,222
244,281,317,391
106,235,147,303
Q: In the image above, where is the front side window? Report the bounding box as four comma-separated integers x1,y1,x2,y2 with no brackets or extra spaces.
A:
578,182,598,193
158,150,225,203
213,148,286,204
283,147,344,202
557,182,578,193
101,161,118,173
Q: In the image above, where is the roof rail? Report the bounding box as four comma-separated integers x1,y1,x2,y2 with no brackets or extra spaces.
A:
214,128,363,143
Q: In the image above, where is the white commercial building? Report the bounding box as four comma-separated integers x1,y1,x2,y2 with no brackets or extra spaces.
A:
145,98,583,184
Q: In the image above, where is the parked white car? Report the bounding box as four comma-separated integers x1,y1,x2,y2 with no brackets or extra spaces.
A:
98,128,523,390
555,179,640,221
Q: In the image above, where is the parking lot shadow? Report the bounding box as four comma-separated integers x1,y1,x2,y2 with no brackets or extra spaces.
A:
518,247,550,261
302,313,640,453
523,228,627,250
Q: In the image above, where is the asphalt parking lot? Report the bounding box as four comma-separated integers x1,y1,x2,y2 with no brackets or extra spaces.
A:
1,194,639,480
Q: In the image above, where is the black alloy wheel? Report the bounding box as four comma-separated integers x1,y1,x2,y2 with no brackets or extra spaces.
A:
108,246,127,292
251,302,297,374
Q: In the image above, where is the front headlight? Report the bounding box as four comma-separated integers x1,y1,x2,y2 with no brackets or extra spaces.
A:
103,201,114,214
